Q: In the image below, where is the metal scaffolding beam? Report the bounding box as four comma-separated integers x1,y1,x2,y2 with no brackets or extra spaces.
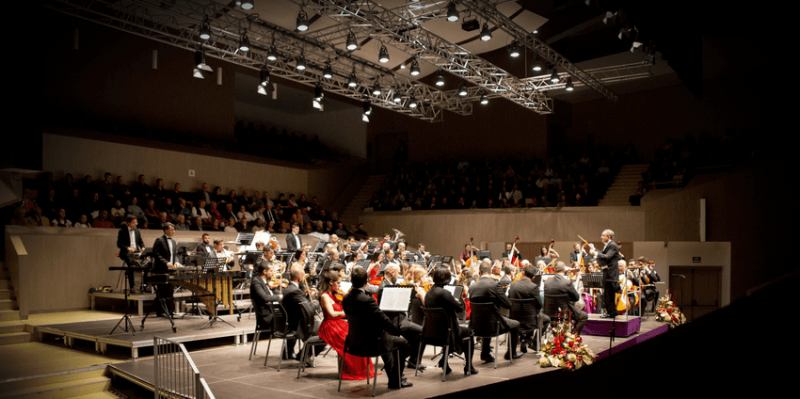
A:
294,0,554,114
45,0,477,122
457,0,619,102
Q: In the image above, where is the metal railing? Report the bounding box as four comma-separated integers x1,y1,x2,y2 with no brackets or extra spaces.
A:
154,336,215,399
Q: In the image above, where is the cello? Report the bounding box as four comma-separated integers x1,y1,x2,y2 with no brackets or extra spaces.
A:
463,237,478,269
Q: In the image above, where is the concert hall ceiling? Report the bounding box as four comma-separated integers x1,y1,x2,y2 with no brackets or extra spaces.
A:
46,0,708,122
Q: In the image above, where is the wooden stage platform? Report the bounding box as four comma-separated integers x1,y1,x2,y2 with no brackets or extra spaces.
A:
32,311,670,398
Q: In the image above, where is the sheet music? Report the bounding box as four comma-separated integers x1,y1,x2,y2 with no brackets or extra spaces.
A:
379,286,413,312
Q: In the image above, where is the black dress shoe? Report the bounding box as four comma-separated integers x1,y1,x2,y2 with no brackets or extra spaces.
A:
520,344,528,354
480,353,495,363
503,352,523,360
464,366,479,375
389,381,413,389
600,314,614,319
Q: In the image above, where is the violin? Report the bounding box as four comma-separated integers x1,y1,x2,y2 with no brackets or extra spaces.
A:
268,277,290,290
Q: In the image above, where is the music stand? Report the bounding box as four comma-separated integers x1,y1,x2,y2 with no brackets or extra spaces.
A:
108,265,142,335
235,232,255,246
476,250,491,260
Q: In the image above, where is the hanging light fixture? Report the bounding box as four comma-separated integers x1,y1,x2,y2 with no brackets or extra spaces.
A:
480,23,492,41
295,54,306,71
446,2,459,22
199,16,211,41
458,81,468,96
435,70,445,87
565,77,574,91
532,60,543,72
314,83,324,100
323,63,333,79
348,71,358,88
393,90,402,103
372,82,381,96
378,44,390,63
508,42,520,58
550,67,560,83
239,33,251,52
480,93,489,105
296,10,309,31
266,45,278,61
346,32,358,51
239,1,254,10
409,97,418,108
259,68,270,86
410,59,420,76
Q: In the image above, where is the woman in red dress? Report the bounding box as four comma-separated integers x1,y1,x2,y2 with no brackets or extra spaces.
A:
317,272,375,380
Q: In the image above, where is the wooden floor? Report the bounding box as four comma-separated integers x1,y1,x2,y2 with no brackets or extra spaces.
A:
1,310,668,398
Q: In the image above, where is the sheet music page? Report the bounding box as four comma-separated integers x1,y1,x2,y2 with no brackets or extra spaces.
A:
444,285,457,296
379,287,412,312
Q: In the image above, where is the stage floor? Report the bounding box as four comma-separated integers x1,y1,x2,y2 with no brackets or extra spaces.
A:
104,314,668,398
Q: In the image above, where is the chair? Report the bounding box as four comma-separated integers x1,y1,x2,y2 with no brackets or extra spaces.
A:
469,302,512,369
409,297,424,326
266,303,298,371
338,314,402,397
543,293,571,336
296,301,327,378
509,298,541,352
417,308,472,381
248,301,274,361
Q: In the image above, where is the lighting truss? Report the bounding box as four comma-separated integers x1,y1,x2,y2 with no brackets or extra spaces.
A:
44,0,475,122
457,0,619,102
526,63,654,92
292,0,554,114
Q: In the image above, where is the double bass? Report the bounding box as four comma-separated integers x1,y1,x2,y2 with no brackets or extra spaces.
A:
464,237,478,269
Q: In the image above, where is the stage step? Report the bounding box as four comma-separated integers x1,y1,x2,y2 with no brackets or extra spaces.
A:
0,331,34,345
0,279,10,290
0,310,20,322
0,289,15,300
0,299,19,311
0,367,111,399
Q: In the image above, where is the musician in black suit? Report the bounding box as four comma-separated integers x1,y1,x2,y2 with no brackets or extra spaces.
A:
281,264,324,362
197,233,213,254
250,262,282,330
425,267,478,375
117,215,145,291
638,257,661,312
286,224,302,252
508,262,550,353
502,243,520,262
544,262,588,335
151,222,179,315
342,266,411,389
469,260,521,362
589,229,621,318
377,263,425,369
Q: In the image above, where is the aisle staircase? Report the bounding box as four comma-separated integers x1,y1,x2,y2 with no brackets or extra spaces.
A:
598,164,649,206
0,263,20,323
339,174,386,223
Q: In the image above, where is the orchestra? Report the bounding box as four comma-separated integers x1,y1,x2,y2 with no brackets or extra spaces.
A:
126,226,660,383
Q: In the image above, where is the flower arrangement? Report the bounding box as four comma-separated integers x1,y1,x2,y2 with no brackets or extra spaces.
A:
654,291,686,328
538,311,596,370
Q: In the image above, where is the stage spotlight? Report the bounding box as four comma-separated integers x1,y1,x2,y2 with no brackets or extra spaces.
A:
314,83,324,101
446,2,459,22
532,60,542,72
458,82,467,96
297,10,309,31
260,68,270,86
323,63,333,79
480,23,492,41
239,1,254,10
346,32,358,51
550,67,560,83
393,91,402,103
267,46,277,61
508,43,520,58
295,54,306,71
435,70,445,87
378,44,390,63
348,72,358,88
480,93,488,105
363,100,372,116
409,97,418,108
239,33,251,52
410,59,420,76
199,17,211,41
372,82,381,96
565,77,574,91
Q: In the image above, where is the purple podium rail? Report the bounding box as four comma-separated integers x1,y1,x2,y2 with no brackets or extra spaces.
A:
595,323,670,359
